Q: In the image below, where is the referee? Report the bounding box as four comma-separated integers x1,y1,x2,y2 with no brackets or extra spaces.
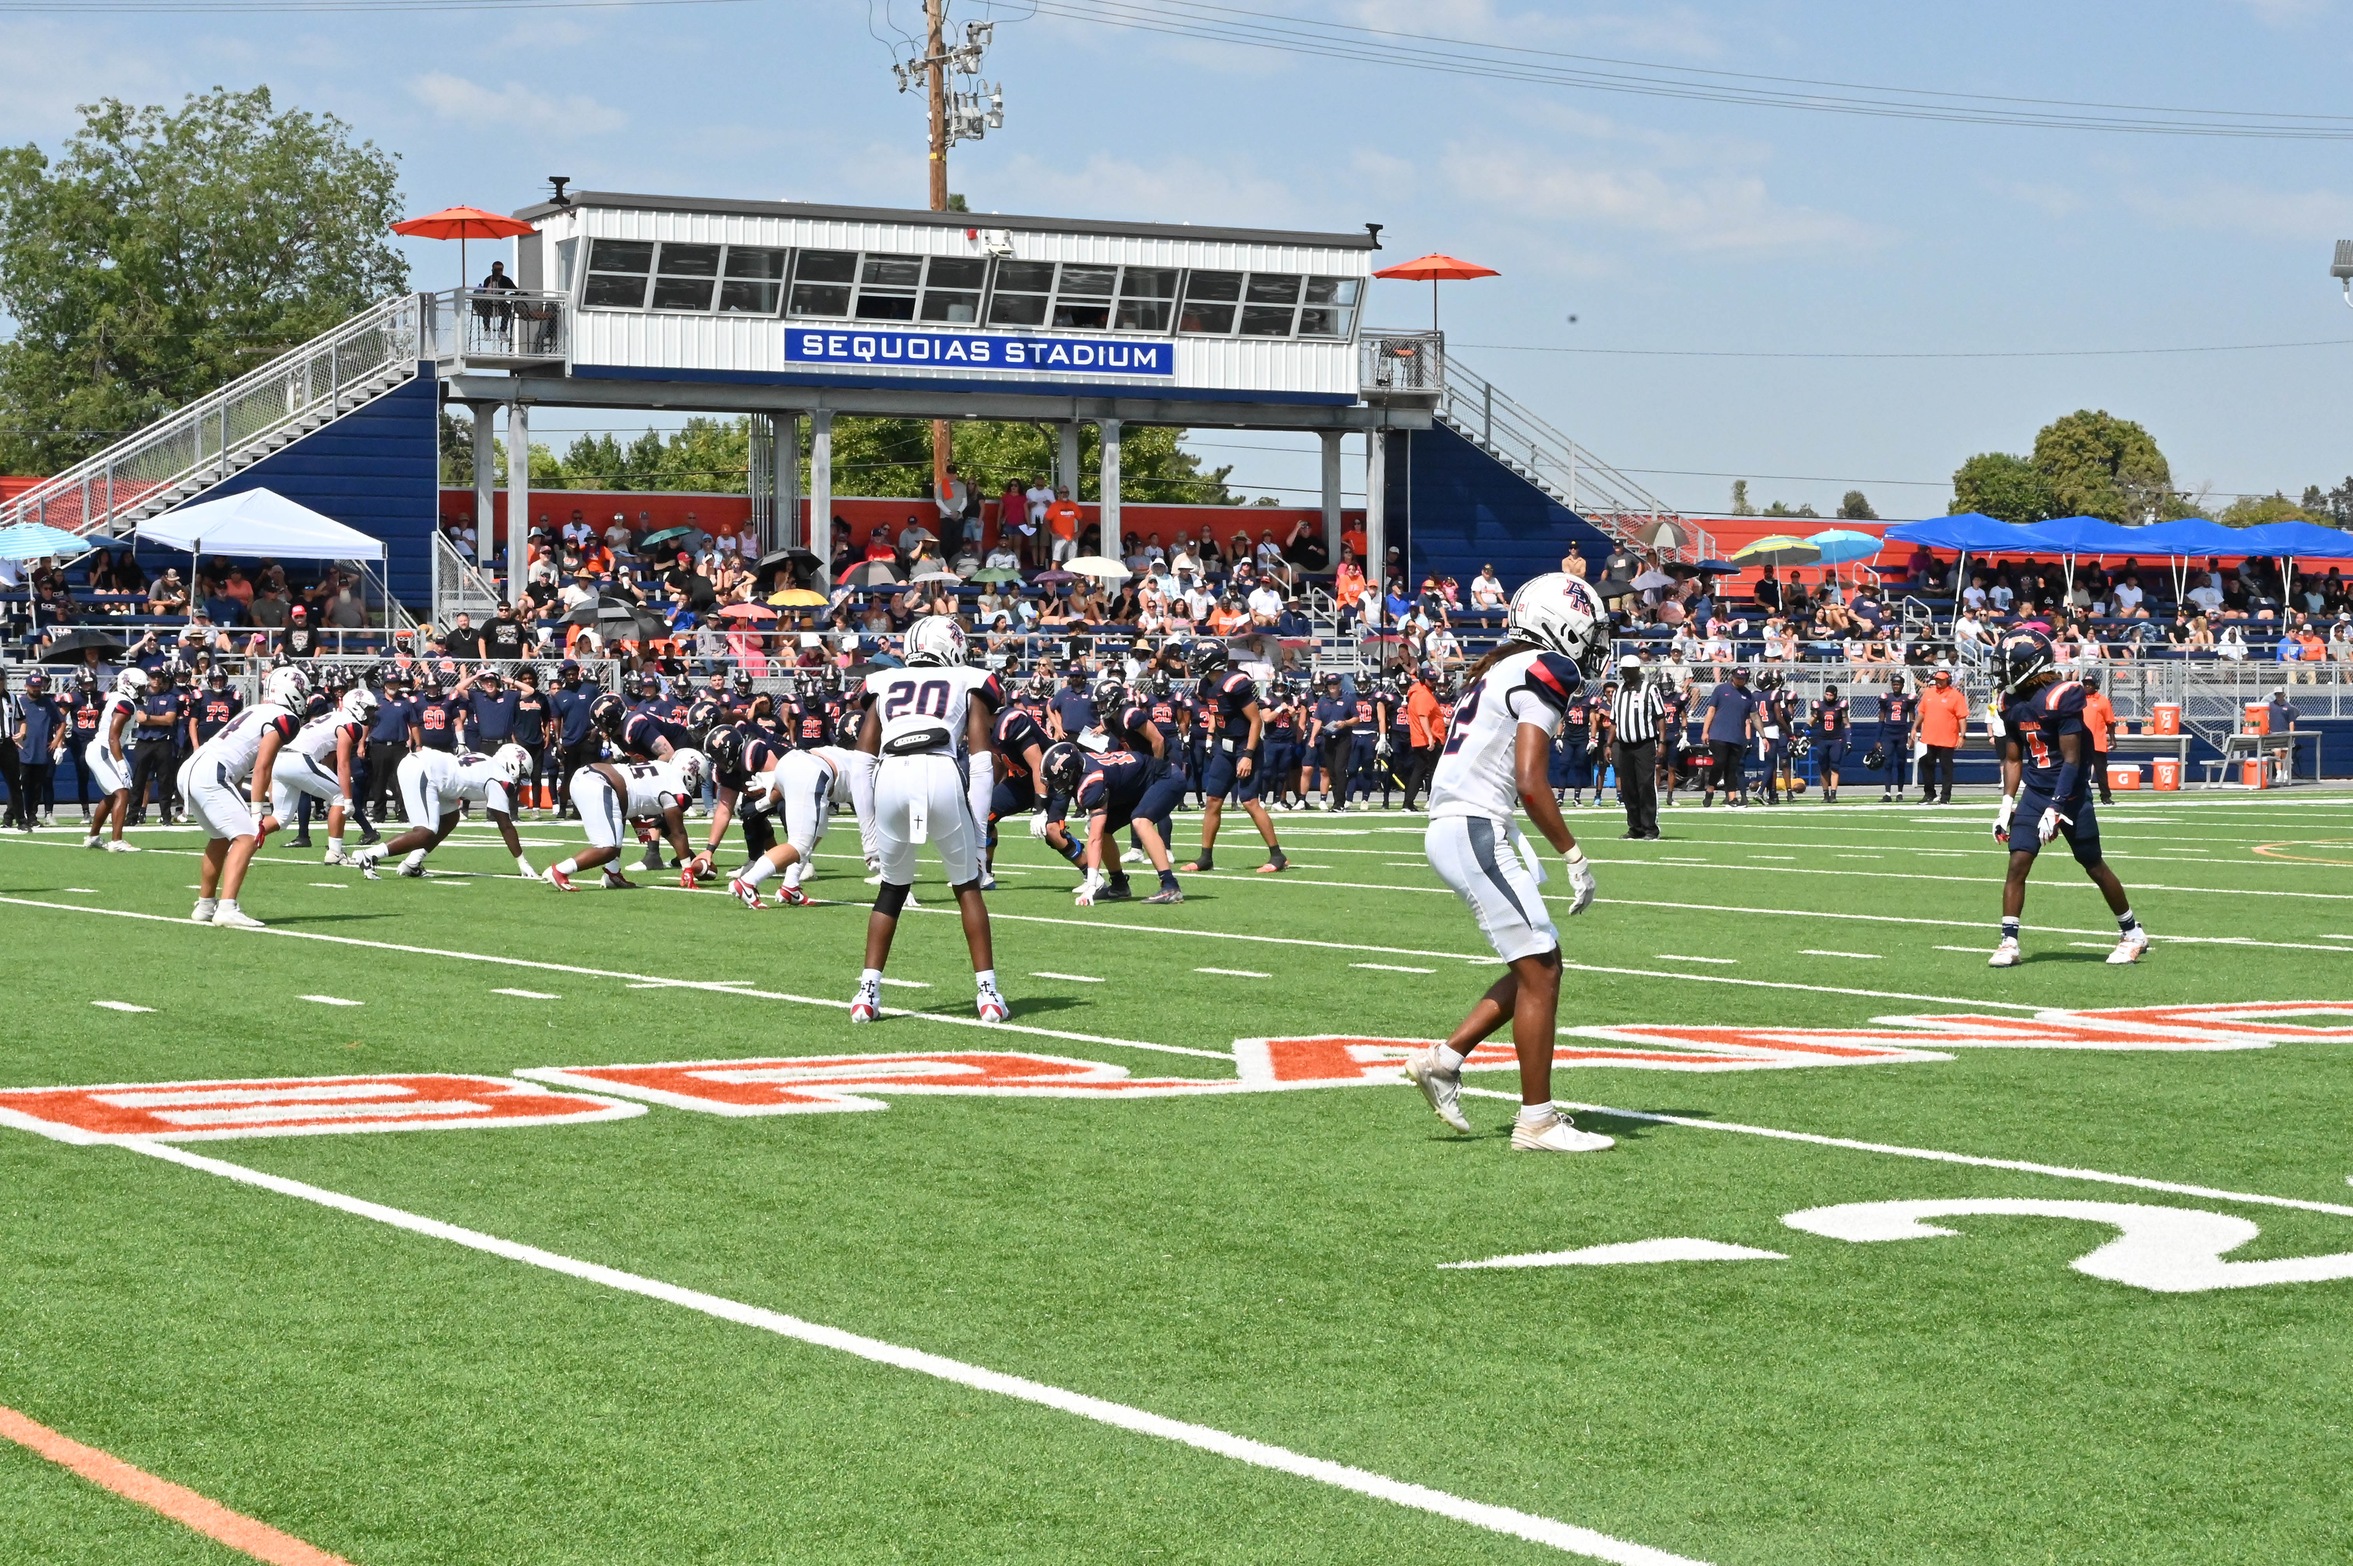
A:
1611,655,1664,840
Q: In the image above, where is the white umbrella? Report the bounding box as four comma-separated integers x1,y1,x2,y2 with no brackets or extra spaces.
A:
1065,554,1131,581
1630,567,1675,592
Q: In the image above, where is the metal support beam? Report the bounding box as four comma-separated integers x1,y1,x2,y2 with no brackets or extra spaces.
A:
809,408,834,561
1058,422,1082,498
471,402,495,572
506,400,529,607
1098,418,1122,561
1319,430,1344,568
1365,429,1387,622
778,412,802,552
748,413,776,553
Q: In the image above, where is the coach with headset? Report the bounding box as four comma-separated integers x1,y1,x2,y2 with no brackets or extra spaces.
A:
1611,654,1664,840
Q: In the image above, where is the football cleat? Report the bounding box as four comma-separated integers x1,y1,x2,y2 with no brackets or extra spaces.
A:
1988,937,2021,968
978,872,998,891
81,835,100,850
1098,877,1133,901
727,876,763,909
397,858,426,879
1142,885,1184,905
1510,1109,1614,1153
105,839,138,853
775,883,811,907
1403,1047,1473,1134
2107,928,2150,965
975,983,1010,1023
321,846,350,866
543,865,576,891
210,906,265,930
189,898,218,925
1120,847,1147,865
849,977,883,1023
602,871,635,890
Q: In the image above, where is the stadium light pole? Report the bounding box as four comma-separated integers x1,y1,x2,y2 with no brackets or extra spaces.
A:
2333,240,2353,305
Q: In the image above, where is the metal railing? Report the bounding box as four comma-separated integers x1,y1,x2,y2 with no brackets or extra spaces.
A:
2,294,425,537
431,533,505,630
420,288,567,367
1403,340,1714,566
1360,330,1444,399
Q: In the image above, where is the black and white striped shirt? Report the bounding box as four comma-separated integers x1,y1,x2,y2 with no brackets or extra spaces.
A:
1611,681,1665,746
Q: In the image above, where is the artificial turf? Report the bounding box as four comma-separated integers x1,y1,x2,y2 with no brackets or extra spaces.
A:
3,791,2352,1563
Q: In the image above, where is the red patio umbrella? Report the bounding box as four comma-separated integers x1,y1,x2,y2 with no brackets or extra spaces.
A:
1371,252,1500,330
391,205,536,289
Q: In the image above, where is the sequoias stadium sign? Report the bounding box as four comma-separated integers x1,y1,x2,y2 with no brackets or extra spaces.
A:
4,1005,2352,1142
784,328,1174,376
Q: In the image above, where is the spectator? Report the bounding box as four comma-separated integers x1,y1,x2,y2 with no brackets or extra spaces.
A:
444,612,483,661
1699,666,1756,807
1468,565,1506,610
935,464,969,556
2187,572,2224,616
1046,488,1083,565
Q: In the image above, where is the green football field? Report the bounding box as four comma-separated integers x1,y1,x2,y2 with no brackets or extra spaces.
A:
4,790,2353,1565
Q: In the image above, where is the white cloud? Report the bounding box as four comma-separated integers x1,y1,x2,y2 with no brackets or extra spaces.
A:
2124,178,2353,235
1338,0,1727,60
1441,141,1882,254
0,21,178,141
406,72,624,135
976,152,1302,229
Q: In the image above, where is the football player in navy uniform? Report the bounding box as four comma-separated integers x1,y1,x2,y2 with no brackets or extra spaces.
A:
511,667,551,813
1261,680,1304,810
1876,673,1916,803
1755,672,1797,805
1810,683,1851,803
987,697,1061,888
1551,688,1590,806
1044,741,1187,906
1656,677,1689,809
1180,642,1288,874
66,672,104,825
1988,630,2148,968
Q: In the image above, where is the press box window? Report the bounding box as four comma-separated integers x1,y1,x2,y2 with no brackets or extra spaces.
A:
649,243,722,311
788,250,856,317
719,247,788,314
853,255,922,321
986,260,1055,327
1052,265,1117,330
581,239,654,309
1239,274,1301,337
1115,268,1179,332
919,257,987,323
1178,270,1242,335
1298,276,1360,338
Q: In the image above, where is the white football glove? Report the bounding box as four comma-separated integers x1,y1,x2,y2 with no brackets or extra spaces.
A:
2036,806,2064,845
1075,868,1102,907
1028,810,1052,841
1375,736,1392,759
1564,847,1597,916
1993,795,2016,844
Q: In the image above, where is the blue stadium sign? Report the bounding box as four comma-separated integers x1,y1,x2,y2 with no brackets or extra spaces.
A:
786,328,1174,376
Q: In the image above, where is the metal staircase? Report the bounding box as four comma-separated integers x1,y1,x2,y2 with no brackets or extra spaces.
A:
2,294,427,537
1422,347,1715,565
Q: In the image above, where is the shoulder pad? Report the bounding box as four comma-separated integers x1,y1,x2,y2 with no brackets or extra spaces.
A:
1527,651,1582,698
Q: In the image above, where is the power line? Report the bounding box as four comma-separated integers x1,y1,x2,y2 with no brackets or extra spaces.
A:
0,0,746,10
1453,337,2353,362
1018,0,2353,141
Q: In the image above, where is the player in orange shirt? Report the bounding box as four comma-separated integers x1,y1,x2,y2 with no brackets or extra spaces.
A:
2081,670,2116,804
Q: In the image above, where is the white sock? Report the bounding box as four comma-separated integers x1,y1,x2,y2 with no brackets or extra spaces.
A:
219,899,239,914
781,860,805,888
860,966,883,987
328,833,344,850
555,858,578,875
402,851,426,871
194,896,217,910
1516,1100,1556,1124
976,968,998,991
740,859,777,888
1435,1045,1468,1074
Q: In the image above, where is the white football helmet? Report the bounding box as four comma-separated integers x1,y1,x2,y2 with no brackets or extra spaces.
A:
1505,573,1611,679
115,667,151,697
491,743,533,785
341,687,380,724
668,747,709,793
905,615,968,667
263,665,311,709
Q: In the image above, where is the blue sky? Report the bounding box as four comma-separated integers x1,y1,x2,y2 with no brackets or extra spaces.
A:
7,0,2353,518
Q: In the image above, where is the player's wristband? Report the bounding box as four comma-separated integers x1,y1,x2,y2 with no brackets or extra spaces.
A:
1564,846,1587,866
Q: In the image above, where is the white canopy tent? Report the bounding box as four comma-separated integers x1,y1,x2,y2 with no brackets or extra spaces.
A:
137,488,392,631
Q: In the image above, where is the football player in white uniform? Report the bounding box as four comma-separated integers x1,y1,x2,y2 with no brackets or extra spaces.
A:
691,724,865,908
848,615,1007,1023
81,667,148,852
1403,573,1612,1154
547,750,703,890
353,743,536,880
273,687,374,865
181,665,306,927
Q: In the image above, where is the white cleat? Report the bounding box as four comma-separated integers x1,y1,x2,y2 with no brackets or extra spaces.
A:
2107,928,2150,965
727,876,763,909
397,857,427,878
1403,1047,1473,1134
978,872,998,892
189,899,218,924
1120,847,1147,866
353,848,384,880
210,906,265,930
864,871,884,887
1511,1109,1614,1153
1988,936,2022,968
82,835,101,850
321,846,350,866
105,839,137,853
975,983,1010,1023
849,977,883,1023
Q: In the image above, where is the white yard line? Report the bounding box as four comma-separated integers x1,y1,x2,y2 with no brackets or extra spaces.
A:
122,1140,1708,1566
1195,968,1271,979
491,988,561,1000
0,896,1230,1064
1030,971,1105,984
1456,1089,2353,1221
1801,950,1882,961
296,995,362,1007
91,1000,153,1013
1654,954,1735,966
1353,962,1436,974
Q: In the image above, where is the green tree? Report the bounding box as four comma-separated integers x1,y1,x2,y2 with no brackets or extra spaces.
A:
2217,491,2322,528
1837,489,1877,521
0,87,407,473
2298,479,2353,526
2028,408,2183,521
1950,451,2056,524
1760,500,1818,519
1728,479,1755,516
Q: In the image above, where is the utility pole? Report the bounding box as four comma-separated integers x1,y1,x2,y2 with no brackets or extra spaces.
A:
926,0,951,514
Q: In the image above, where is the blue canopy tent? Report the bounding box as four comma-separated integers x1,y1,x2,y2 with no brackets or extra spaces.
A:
0,521,100,634
2230,521,2353,605
1883,513,2029,553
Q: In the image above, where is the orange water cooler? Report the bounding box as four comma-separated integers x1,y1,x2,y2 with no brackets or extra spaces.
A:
2151,702,2182,736
2152,758,2181,791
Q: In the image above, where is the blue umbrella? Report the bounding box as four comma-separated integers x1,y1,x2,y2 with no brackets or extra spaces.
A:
1689,558,1740,575
0,522,88,561
1805,529,1883,566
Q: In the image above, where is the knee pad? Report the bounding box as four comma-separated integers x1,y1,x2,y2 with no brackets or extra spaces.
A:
873,879,913,917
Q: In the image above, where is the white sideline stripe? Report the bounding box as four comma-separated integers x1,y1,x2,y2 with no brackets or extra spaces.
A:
122,1140,1705,1566
297,995,363,1007
877,978,933,990
1353,962,1435,974
91,1000,153,1013
1458,1089,2353,1219
1654,954,1735,965
309,882,348,889
1801,950,1882,961
60,887,97,894
1030,971,1105,983
0,896,1231,1063
1627,897,2352,956
1933,945,1982,954
1196,967,1271,979
492,988,561,1000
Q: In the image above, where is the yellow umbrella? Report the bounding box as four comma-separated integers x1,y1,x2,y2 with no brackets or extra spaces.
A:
769,588,829,607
